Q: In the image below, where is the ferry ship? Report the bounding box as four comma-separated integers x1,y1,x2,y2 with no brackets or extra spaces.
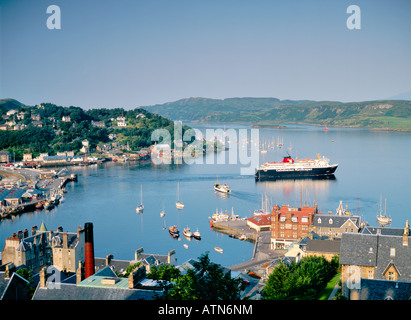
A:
255,154,338,180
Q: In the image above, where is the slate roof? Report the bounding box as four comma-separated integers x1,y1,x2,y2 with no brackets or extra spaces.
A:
32,282,156,300
340,231,411,281
359,278,411,300
306,239,341,254
313,214,361,229
94,258,131,274
32,266,156,300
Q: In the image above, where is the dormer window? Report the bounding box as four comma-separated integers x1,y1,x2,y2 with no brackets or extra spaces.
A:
329,218,333,224
390,248,396,257
317,218,321,224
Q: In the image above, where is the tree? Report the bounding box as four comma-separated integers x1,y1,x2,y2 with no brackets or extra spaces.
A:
151,252,244,300
263,256,339,300
16,268,35,299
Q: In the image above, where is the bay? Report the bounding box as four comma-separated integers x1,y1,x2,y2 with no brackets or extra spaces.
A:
1,122,410,267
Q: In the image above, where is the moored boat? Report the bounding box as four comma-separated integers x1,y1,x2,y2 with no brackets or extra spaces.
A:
176,182,184,209
136,184,144,213
376,197,392,226
214,247,223,254
169,225,180,238
193,228,201,240
183,227,192,238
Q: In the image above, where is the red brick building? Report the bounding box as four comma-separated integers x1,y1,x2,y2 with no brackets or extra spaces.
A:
271,204,321,250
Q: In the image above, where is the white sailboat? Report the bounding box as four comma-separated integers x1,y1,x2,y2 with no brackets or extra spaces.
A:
176,182,184,209
136,184,144,213
377,197,392,226
160,202,165,217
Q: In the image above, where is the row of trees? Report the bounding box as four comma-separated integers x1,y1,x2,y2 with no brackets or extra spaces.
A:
263,255,339,300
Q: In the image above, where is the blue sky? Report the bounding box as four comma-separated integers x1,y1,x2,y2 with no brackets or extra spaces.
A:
0,0,410,109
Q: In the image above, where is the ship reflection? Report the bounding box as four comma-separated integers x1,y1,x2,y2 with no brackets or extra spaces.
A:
255,175,337,199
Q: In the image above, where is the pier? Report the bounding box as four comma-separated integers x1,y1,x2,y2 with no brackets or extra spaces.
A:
211,219,284,273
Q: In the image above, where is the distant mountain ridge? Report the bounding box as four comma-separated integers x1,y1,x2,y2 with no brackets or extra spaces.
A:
143,97,411,131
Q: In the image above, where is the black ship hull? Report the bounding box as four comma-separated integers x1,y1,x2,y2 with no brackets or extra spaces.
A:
255,165,338,181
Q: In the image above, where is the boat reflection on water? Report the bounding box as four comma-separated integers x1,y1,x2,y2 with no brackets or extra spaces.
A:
255,176,337,200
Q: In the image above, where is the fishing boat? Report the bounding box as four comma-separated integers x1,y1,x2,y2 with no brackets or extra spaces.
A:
136,184,144,213
214,247,223,254
377,197,392,226
210,209,229,221
183,227,193,238
193,228,201,240
44,201,54,210
35,201,44,210
176,182,184,209
169,225,180,238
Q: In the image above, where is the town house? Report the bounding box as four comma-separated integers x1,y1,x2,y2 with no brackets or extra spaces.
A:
271,204,320,250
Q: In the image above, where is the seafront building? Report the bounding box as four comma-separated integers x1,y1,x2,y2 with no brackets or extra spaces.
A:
270,204,320,250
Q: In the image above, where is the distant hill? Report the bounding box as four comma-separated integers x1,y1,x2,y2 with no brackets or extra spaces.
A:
387,91,411,101
143,97,411,131
0,98,26,110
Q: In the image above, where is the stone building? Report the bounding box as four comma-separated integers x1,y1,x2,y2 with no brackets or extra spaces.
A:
312,201,362,239
1,223,86,273
340,220,411,300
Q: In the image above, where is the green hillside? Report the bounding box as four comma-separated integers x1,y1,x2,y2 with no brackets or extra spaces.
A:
0,98,26,110
143,97,411,131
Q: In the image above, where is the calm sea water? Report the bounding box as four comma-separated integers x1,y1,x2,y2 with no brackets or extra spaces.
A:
1,122,410,267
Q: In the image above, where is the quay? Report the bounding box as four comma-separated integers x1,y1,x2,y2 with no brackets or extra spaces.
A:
212,219,285,299
211,219,284,272
0,167,77,220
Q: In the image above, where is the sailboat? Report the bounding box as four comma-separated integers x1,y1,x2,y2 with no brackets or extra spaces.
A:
176,182,184,209
136,184,144,213
160,202,165,217
376,197,392,226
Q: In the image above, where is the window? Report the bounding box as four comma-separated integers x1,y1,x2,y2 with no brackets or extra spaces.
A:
368,270,374,279
317,218,321,223
329,218,333,224
387,271,395,281
291,216,298,223
390,248,396,257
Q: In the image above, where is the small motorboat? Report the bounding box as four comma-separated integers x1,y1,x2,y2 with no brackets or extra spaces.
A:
183,227,193,238
214,247,223,254
193,229,201,240
214,182,231,193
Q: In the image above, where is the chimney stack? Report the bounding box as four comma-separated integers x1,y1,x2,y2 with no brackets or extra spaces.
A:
106,254,113,266
39,267,47,288
76,261,84,284
135,248,144,261
5,263,15,279
84,222,95,279
63,232,68,248
403,220,409,246
167,250,176,264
